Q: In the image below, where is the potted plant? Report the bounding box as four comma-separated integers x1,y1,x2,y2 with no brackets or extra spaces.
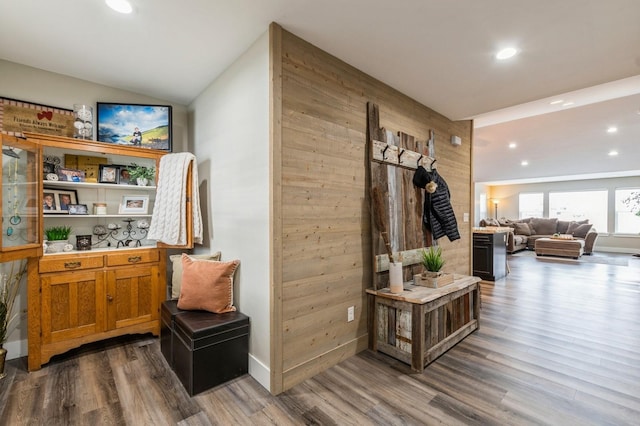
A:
418,246,453,288
126,163,155,186
0,262,27,379
44,225,72,253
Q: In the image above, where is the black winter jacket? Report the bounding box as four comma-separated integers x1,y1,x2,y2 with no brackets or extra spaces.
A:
413,166,460,242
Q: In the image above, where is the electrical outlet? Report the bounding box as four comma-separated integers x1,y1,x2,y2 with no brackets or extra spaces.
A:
347,306,355,322
463,212,469,222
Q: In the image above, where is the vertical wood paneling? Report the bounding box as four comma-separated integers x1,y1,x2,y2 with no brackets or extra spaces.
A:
271,24,472,394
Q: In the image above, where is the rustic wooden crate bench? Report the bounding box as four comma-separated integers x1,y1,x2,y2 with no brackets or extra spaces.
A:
366,274,480,372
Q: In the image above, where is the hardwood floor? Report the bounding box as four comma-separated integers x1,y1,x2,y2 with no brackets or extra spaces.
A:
1,252,639,425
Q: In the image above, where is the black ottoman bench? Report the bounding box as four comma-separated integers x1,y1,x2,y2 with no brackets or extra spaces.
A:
173,309,250,396
160,300,250,396
160,300,187,369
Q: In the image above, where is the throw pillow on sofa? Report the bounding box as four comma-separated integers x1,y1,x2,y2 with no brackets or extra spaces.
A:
482,217,500,226
556,220,572,234
512,222,532,236
567,222,592,238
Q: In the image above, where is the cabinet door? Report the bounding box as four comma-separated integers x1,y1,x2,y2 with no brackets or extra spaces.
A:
1,135,42,256
41,270,106,344
107,265,159,330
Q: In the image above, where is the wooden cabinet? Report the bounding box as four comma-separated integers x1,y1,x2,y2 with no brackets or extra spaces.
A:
21,132,192,371
33,249,165,369
472,231,507,281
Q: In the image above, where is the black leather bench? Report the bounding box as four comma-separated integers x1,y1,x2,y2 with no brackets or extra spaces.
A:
160,300,250,396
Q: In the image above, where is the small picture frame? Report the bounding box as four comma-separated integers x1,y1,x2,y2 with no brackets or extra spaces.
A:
99,165,119,184
67,204,89,215
43,189,78,213
119,195,149,214
58,167,85,182
117,166,132,185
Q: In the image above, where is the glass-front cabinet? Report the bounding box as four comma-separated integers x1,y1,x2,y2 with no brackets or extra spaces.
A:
1,135,41,260
17,131,192,371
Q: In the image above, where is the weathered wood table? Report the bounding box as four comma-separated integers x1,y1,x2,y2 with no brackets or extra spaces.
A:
366,274,481,372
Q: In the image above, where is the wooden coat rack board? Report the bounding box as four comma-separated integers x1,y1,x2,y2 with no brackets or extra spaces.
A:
367,102,435,290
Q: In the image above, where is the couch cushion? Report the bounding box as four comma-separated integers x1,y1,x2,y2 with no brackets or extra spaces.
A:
529,218,558,235
513,235,528,245
498,217,511,226
567,222,593,238
556,220,572,234
512,222,532,236
482,217,500,226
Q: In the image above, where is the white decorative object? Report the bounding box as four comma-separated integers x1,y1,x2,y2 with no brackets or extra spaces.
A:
73,104,93,140
389,262,404,294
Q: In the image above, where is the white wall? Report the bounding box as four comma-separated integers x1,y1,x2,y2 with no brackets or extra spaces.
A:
488,176,640,253
0,59,189,360
188,31,270,390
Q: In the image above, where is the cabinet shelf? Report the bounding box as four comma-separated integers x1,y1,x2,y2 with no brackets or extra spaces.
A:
42,244,157,256
44,214,152,218
43,180,156,191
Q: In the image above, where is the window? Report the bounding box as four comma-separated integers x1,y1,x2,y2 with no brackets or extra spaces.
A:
615,188,640,234
549,190,607,232
519,193,543,218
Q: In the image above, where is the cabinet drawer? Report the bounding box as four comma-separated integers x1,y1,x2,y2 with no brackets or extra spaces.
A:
40,255,104,273
107,250,159,267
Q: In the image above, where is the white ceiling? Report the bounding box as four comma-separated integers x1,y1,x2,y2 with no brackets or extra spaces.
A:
1,0,639,184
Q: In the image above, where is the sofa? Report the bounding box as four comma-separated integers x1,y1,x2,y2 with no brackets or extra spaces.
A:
479,217,598,254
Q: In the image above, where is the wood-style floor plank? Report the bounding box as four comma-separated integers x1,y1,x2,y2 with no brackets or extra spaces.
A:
1,252,639,425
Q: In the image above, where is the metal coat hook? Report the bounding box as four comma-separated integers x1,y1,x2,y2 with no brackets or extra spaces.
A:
381,145,390,160
398,148,405,163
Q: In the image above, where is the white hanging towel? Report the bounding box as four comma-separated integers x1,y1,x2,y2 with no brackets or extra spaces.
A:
147,152,203,245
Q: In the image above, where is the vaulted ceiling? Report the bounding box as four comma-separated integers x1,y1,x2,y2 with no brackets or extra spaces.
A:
1,0,638,183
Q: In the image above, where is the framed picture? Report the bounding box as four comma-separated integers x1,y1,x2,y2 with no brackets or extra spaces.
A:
96,103,172,152
115,165,132,185
0,97,74,138
58,167,85,182
119,195,149,214
68,204,88,215
99,164,119,184
43,189,78,214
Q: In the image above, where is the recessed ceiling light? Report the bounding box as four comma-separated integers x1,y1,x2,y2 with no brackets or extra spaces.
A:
608,150,618,156
495,47,518,60
508,142,517,149
521,160,529,166
562,101,574,107
607,126,618,133
549,100,564,105
106,0,132,14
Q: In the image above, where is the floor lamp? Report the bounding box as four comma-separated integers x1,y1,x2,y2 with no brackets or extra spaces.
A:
492,199,499,220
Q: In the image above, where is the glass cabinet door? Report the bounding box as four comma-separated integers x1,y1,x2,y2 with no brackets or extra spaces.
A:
1,135,41,253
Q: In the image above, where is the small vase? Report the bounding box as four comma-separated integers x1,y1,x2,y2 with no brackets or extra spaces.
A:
136,177,149,186
0,346,7,380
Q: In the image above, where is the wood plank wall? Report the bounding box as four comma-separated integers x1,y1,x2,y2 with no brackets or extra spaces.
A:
270,23,473,394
